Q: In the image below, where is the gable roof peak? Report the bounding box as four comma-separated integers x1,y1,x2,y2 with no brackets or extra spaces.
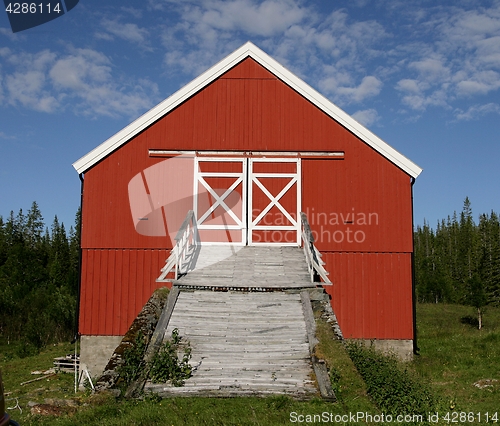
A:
73,41,422,178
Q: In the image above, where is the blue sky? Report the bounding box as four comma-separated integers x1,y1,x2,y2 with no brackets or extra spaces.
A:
0,0,499,230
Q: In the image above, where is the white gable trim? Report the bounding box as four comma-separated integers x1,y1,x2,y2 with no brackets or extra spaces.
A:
73,42,422,178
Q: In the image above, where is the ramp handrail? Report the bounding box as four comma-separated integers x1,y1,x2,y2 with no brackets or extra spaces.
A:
157,210,198,282
300,212,331,284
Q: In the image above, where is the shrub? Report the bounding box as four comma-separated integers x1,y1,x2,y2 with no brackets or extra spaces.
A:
149,328,192,386
345,342,437,418
115,328,192,392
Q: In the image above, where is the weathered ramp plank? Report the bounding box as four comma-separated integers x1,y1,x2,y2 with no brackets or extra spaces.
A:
175,246,316,289
144,291,317,398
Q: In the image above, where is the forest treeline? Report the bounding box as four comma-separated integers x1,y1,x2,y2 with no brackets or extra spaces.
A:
414,197,500,313
1,198,499,352
0,202,80,355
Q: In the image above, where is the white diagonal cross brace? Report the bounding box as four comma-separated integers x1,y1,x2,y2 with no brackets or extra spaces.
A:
197,176,243,226
252,177,297,227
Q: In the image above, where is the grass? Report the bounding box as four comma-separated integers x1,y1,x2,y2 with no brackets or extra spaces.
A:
0,340,77,422
1,316,376,425
1,303,499,424
414,303,500,413
314,312,379,414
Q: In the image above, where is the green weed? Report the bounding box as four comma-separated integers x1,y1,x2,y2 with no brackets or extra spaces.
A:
415,303,500,412
345,341,437,418
149,328,192,386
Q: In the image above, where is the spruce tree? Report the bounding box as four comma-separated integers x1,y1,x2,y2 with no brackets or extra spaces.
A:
479,212,500,305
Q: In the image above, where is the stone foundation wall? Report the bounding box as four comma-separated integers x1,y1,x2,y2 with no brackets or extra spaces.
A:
354,339,414,362
80,335,123,378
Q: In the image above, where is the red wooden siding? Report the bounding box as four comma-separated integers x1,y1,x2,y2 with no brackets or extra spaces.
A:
79,57,415,339
323,252,413,339
82,58,410,250
79,249,170,335
301,159,412,253
300,157,413,339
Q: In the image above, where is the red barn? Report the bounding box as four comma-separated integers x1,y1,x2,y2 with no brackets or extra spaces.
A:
73,42,422,374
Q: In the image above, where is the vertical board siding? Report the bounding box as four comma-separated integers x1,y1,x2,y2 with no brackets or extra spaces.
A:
301,159,412,253
79,249,170,336
322,252,414,339
80,57,415,340
83,68,411,250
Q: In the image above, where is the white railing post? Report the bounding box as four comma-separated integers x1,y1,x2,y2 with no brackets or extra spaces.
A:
157,210,199,282
300,212,331,285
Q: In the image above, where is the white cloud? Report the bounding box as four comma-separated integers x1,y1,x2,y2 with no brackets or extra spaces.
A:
160,0,310,66
455,103,500,121
351,108,380,127
396,79,423,94
0,27,23,41
321,75,382,104
338,76,383,103
5,1,500,122
6,71,59,113
6,49,57,70
49,49,111,90
396,3,500,114
3,50,59,112
194,0,306,37
159,1,390,108
455,71,500,97
0,48,159,118
121,6,143,19
289,9,388,65
409,57,450,84
146,0,161,10
399,89,449,112
98,18,151,49
0,131,15,140
440,7,500,46
48,48,159,117
74,82,157,118
475,36,500,67
94,32,114,42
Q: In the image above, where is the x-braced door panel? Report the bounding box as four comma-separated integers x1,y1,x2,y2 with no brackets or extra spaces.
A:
248,158,301,245
194,157,247,245
194,157,301,245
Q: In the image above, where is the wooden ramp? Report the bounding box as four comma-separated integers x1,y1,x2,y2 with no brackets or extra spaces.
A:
145,290,317,397
145,246,334,399
175,245,316,289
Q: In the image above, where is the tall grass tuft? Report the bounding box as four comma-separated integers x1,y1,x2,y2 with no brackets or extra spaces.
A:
345,342,437,418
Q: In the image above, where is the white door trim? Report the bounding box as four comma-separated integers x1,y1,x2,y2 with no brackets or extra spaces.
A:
193,157,301,246
193,157,247,245
248,157,301,246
